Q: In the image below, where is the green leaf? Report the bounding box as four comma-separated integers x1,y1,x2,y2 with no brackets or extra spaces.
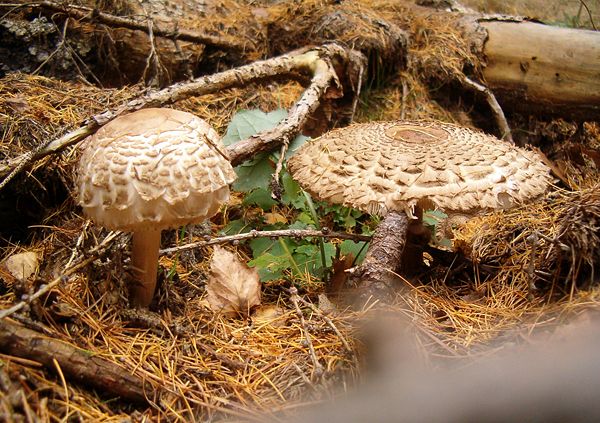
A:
281,170,305,208
339,240,369,265
293,246,320,276
288,220,310,230
292,242,336,277
233,153,274,192
243,187,277,210
220,219,250,236
296,211,316,226
248,253,290,281
222,109,288,146
249,237,275,257
423,209,448,227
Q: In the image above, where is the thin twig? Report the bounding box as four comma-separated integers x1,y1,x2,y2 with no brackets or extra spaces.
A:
0,231,120,320
578,0,597,30
270,133,292,201
400,77,409,120
32,17,69,75
459,75,513,143
294,295,354,355
159,228,371,255
349,60,364,122
289,286,324,379
137,0,167,87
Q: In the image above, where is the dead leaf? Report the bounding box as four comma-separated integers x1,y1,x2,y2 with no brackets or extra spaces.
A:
263,212,287,225
6,96,30,113
206,246,261,317
327,254,355,294
252,304,286,326
318,293,337,314
3,251,39,280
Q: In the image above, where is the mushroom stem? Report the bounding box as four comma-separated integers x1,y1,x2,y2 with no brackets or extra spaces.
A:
352,211,409,307
130,228,162,307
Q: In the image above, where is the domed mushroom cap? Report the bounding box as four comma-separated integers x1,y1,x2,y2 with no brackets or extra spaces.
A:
76,108,237,231
288,121,553,216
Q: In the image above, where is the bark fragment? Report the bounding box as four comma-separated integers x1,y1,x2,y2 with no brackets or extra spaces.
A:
0,319,153,403
350,212,409,307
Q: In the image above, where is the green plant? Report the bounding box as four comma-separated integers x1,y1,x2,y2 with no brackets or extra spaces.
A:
222,109,372,283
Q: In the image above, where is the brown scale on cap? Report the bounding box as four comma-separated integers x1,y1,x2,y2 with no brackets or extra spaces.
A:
76,108,236,307
288,121,553,218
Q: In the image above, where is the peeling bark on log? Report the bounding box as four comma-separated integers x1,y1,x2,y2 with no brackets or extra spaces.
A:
0,319,152,403
466,19,600,121
350,212,409,307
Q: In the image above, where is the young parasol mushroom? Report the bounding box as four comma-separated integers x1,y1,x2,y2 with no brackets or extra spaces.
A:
75,108,236,307
287,120,553,303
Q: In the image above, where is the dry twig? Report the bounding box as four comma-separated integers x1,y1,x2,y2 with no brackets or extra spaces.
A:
459,75,513,143
0,44,364,187
0,318,153,403
293,294,354,355
159,228,371,255
288,286,325,379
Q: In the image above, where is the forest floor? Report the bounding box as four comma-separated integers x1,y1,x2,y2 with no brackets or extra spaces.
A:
0,0,599,421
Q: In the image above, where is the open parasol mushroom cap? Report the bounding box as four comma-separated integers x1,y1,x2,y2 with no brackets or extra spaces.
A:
75,107,236,307
287,121,553,217
76,108,236,231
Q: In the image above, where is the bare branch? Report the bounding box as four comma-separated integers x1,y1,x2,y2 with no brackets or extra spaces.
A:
159,228,371,255
0,318,153,402
0,44,363,188
459,75,513,143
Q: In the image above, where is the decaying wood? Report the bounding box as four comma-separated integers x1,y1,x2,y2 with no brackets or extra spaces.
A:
350,212,409,307
0,318,152,403
474,20,600,121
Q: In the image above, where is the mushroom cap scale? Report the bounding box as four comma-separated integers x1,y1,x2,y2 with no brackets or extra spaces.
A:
76,108,236,231
287,121,553,216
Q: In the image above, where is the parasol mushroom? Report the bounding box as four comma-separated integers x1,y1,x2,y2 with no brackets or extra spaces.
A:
287,120,553,303
75,108,236,307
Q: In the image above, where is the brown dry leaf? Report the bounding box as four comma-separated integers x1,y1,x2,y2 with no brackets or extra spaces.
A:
206,246,261,316
263,212,287,225
318,293,337,314
252,304,286,327
3,251,39,280
328,254,355,295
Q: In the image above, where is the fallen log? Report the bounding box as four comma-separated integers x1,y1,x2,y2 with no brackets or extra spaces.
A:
478,20,600,121
0,318,153,403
